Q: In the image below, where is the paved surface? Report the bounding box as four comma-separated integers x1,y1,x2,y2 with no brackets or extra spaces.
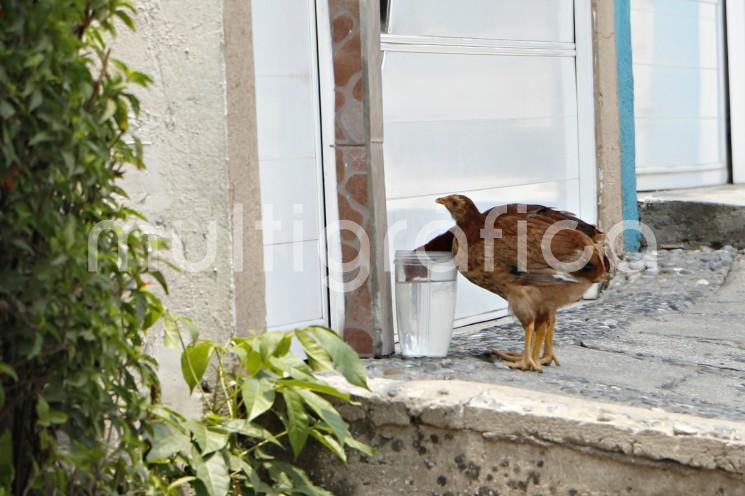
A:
365,247,745,422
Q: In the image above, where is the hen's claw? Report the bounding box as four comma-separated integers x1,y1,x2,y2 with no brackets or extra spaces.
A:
508,356,543,372
490,349,543,372
540,353,561,367
489,349,522,362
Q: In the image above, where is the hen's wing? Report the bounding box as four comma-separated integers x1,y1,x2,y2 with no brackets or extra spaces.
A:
483,212,607,286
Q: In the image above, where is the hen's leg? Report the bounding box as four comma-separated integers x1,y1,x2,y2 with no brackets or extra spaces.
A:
494,322,542,372
491,320,544,365
539,312,560,366
532,319,548,362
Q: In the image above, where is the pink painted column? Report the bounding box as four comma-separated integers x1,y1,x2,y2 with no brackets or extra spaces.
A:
328,0,393,356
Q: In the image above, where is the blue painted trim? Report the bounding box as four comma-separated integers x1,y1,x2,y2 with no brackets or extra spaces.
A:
615,0,641,251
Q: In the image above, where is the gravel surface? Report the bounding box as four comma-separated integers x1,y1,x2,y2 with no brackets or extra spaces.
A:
365,247,745,422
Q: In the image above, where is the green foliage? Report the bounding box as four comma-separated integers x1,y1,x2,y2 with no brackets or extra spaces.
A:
0,1,373,494
0,0,164,493
149,323,374,496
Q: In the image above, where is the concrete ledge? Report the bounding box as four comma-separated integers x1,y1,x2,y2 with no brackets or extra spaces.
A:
638,186,745,249
303,377,745,495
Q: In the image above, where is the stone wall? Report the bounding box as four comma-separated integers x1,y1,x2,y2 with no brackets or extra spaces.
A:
113,0,265,413
301,378,745,495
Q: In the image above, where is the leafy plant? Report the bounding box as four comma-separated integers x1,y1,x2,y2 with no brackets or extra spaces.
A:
0,0,166,493
147,319,373,496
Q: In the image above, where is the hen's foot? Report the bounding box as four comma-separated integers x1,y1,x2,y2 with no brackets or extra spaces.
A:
539,353,561,367
490,349,543,372
508,356,543,373
489,349,522,362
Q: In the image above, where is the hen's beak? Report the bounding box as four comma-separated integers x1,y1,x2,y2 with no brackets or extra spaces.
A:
435,197,447,206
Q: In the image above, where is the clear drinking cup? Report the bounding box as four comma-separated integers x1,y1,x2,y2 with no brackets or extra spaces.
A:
394,251,458,358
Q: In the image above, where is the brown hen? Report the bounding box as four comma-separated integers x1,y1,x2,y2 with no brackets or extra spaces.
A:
421,194,609,372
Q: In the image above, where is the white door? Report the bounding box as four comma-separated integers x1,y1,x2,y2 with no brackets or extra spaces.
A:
632,0,729,190
252,0,330,330
381,0,597,326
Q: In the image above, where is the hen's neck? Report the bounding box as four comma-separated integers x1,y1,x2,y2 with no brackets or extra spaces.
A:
451,202,481,227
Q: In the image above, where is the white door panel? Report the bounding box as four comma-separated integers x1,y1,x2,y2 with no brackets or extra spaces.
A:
383,0,594,326
384,117,579,198
388,0,574,42
633,66,719,118
632,0,728,190
258,158,321,245
253,0,328,329
631,8,719,67
263,241,326,328
383,53,577,122
252,0,314,76
254,75,320,161
636,118,722,170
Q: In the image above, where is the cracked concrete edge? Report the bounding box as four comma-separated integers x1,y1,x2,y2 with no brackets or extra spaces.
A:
325,376,745,478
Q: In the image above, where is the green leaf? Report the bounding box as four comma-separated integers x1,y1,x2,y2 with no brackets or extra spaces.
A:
234,341,263,376
166,476,197,493
310,326,369,389
192,448,230,496
295,329,334,372
345,435,375,456
278,379,350,401
29,131,52,146
0,101,14,119
28,89,42,111
240,378,275,421
219,419,281,446
265,461,333,496
185,420,228,455
309,429,346,462
149,270,169,294
162,313,181,350
179,316,200,344
0,363,18,382
181,341,214,393
296,389,350,444
282,389,309,458
115,9,136,31
259,331,287,359
36,396,67,427
102,100,117,121
146,422,191,462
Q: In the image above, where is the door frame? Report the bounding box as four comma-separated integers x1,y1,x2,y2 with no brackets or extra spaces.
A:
727,0,745,184
315,0,346,332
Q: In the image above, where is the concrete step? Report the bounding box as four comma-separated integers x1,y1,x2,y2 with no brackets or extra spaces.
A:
299,250,745,495
638,185,745,249
302,377,745,496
